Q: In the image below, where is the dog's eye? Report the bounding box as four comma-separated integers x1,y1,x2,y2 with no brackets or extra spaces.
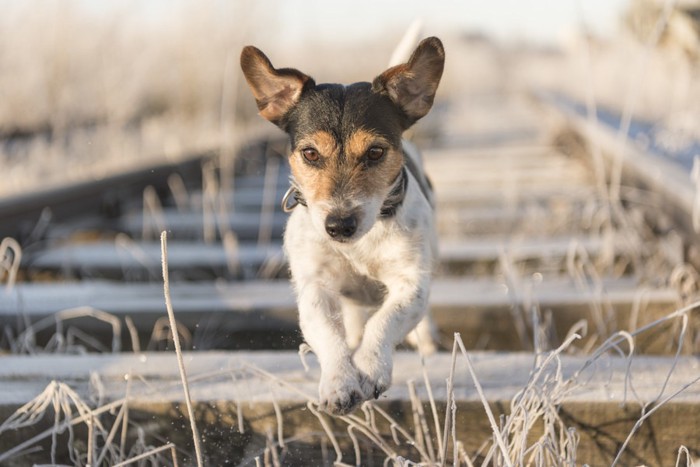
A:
367,147,385,161
302,148,320,162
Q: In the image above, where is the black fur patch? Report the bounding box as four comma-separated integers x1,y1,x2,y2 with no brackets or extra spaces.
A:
284,82,410,151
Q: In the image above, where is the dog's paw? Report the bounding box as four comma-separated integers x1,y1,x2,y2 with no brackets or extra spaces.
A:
318,367,364,416
353,347,393,400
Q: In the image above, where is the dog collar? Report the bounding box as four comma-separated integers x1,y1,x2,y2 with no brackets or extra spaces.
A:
281,180,307,213
281,166,408,218
378,166,408,218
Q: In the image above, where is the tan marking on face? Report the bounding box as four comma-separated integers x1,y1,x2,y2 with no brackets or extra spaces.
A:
346,130,403,200
354,146,403,200
299,131,339,160
290,129,403,206
290,131,339,203
346,129,379,161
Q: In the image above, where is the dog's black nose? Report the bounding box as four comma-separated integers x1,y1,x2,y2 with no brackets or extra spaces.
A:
325,215,357,239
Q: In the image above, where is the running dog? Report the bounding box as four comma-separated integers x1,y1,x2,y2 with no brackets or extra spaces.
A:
240,37,444,414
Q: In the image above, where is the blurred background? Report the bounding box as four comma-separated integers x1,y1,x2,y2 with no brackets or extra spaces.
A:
1,0,699,197
2,4,700,463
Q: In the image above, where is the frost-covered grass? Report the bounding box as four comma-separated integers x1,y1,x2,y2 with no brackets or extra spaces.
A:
0,1,257,198
1,312,699,466
514,23,700,159
1,226,699,465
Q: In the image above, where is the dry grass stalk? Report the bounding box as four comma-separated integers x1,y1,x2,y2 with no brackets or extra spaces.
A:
112,442,178,467
160,230,204,467
348,425,365,466
168,173,190,213
264,427,282,467
497,250,530,349
307,401,344,465
0,380,115,465
609,0,678,204
675,445,696,466
11,306,122,355
223,230,241,276
271,392,286,450
613,373,700,466
118,375,131,463
0,355,238,465
417,345,443,460
201,160,218,244
143,186,167,241
440,336,459,466
124,316,141,353
115,233,159,280
454,335,513,467
407,379,432,462
487,332,583,466
573,0,609,202
147,316,193,351
0,237,21,292
94,397,127,466
363,404,429,460
228,372,246,433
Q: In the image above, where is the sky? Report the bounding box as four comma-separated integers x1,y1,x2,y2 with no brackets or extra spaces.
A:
77,0,632,47
259,0,631,46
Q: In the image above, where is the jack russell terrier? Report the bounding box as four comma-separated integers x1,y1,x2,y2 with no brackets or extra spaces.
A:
240,37,444,414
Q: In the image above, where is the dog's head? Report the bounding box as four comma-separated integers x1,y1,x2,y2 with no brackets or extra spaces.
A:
240,37,444,243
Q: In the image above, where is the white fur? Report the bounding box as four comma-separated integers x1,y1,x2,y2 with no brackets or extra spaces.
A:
284,141,437,414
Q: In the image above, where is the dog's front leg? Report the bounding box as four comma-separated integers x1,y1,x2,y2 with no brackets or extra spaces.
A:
353,273,430,400
296,281,365,415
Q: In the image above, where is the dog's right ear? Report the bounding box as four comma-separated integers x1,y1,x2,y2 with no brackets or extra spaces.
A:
240,46,313,127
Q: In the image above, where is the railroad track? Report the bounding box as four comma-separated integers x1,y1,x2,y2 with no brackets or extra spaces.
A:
0,92,698,466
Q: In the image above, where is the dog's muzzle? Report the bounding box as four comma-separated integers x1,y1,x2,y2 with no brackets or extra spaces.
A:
325,214,358,240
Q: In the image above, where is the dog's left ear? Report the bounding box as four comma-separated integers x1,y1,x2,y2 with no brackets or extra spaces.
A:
240,46,314,127
373,37,445,124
